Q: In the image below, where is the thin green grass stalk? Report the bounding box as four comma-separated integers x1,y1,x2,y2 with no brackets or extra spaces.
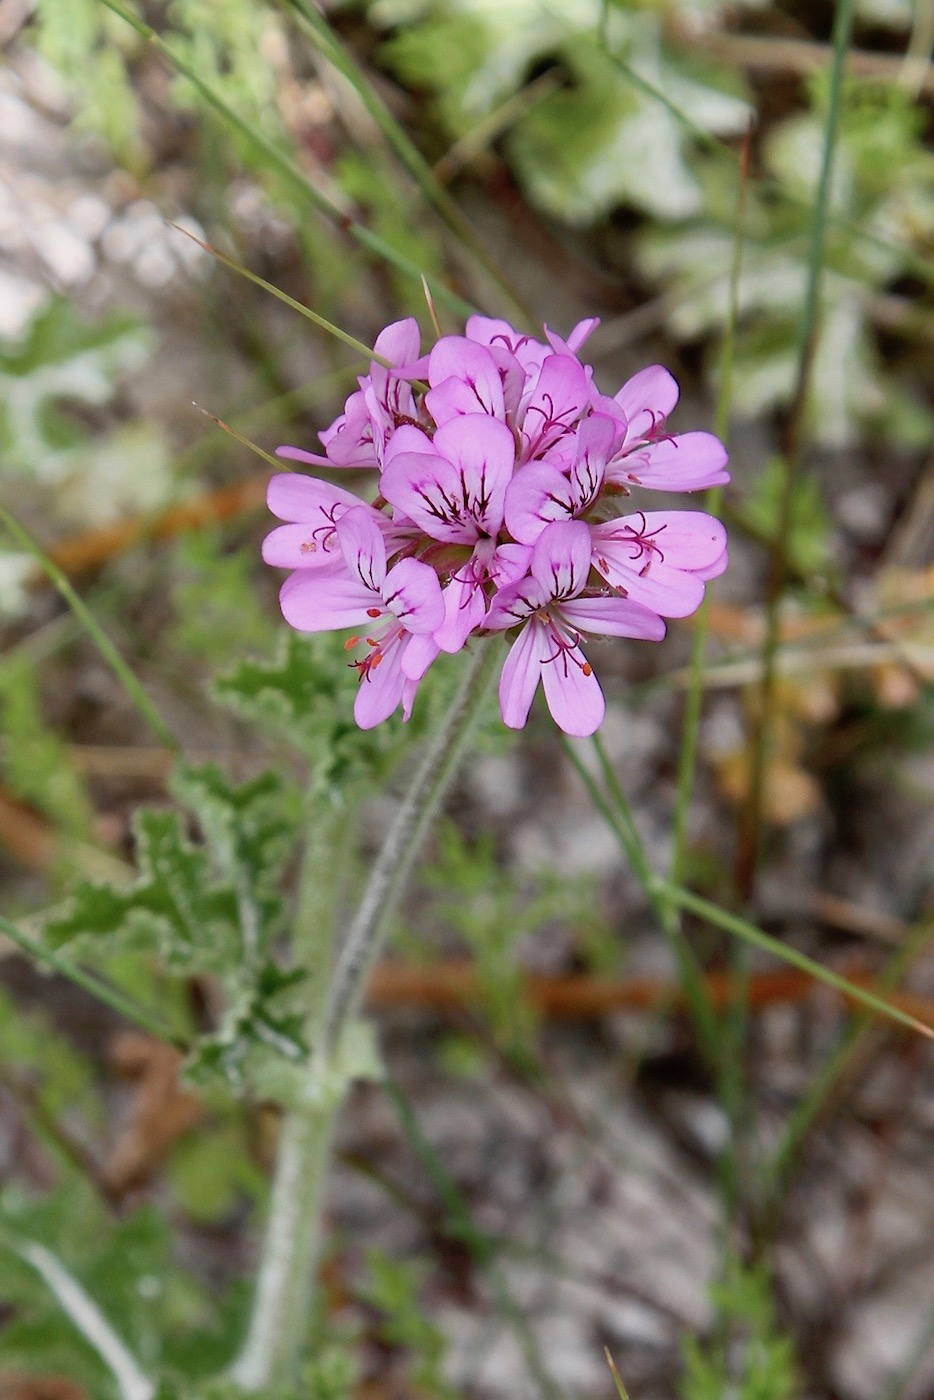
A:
670,123,751,886
561,738,720,1061
98,0,476,319
169,224,393,364
283,0,533,328
762,914,933,1200
192,405,288,472
667,124,752,1226
651,882,933,1040
0,914,183,1047
386,1078,564,1400
605,1348,631,1400
560,753,932,1038
591,736,722,1055
735,0,856,898
0,505,178,751
431,71,561,186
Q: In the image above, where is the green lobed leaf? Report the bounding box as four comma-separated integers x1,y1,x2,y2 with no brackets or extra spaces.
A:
43,807,239,973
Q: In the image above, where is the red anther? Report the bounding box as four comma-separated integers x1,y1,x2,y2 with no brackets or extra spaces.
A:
344,635,360,650
366,607,382,617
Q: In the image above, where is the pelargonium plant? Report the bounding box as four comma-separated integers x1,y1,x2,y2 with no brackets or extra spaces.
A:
263,317,729,738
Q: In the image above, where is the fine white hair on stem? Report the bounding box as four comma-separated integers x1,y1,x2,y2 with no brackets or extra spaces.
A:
13,1239,155,1400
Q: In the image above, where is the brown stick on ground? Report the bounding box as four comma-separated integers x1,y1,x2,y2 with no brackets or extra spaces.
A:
40,477,268,580
365,959,934,1029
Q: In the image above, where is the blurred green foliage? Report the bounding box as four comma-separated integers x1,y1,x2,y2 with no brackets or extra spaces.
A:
2,0,930,1393
680,1261,798,1400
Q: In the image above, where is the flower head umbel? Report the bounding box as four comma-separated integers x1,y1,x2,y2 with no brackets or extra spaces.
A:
265,316,729,734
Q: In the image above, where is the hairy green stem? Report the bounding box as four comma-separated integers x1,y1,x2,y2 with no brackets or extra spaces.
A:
230,640,499,1390
320,640,500,1051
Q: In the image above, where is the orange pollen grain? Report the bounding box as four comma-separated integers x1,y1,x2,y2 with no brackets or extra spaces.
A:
582,662,592,676
344,635,360,650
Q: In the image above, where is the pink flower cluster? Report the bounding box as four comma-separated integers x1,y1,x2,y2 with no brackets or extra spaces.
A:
263,317,729,737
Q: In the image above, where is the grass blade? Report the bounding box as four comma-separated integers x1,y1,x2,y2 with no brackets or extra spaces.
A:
605,1348,631,1400
562,737,721,1063
0,504,178,751
670,120,752,887
0,913,183,1047
762,914,933,1196
98,0,476,318
651,881,933,1040
735,0,856,897
169,223,389,363
283,0,533,326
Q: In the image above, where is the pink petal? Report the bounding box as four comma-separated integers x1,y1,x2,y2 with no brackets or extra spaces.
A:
432,415,515,514
382,415,515,543
262,522,345,570
465,317,549,376
610,511,728,569
529,520,592,599
520,355,589,460
425,339,506,422
499,620,548,730
383,423,436,462
336,507,388,592
694,545,729,582
433,574,487,653
276,445,335,468
353,645,407,729
382,558,445,634
484,574,548,631
401,630,440,681
559,595,667,641
612,433,730,492
279,569,380,632
545,317,599,356
504,462,576,545
490,542,533,588
373,317,421,368
614,365,680,438
319,389,380,467
540,641,605,737
267,474,362,523
591,554,705,618
590,512,726,617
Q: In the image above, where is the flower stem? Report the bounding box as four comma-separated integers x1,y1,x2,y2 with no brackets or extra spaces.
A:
230,639,499,1391
321,638,500,1053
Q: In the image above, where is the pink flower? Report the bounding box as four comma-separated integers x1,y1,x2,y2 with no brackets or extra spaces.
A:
278,318,424,472
380,414,519,651
262,474,388,571
593,365,730,493
279,507,443,727
262,314,730,734
485,521,665,737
